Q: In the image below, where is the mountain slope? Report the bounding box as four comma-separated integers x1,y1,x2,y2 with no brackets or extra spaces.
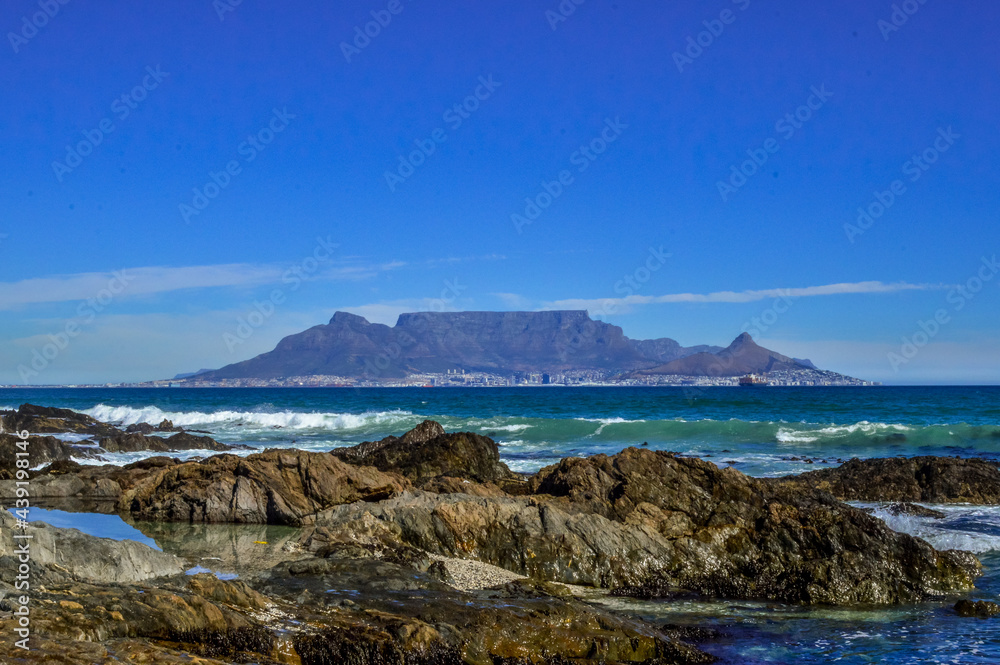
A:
633,332,810,377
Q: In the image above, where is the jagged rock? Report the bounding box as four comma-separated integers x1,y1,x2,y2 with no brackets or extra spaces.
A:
0,458,182,501
157,419,177,431
100,431,231,453
313,448,981,605
955,599,1000,617
334,420,513,484
125,422,156,434
120,450,409,525
775,456,1000,504
256,559,714,665
884,502,947,519
0,432,102,469
2,403,119,438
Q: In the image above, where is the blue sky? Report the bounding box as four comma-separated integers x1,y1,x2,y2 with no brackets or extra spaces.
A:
1,0,997,384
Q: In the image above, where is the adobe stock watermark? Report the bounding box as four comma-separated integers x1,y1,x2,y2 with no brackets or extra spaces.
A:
17,271,134,383
512,117,628,234
545,0,587,31
340,0,412,63
213,0,244,21
8,426,33,651
844,126,959,243
384,75,502,192
562,246,670,364
51,66,169,183
223,236,338,352
717,84,832,202
179,107,295,224
741,290,795,338
673,0,751,73
7,0,70,54
878,0,930,41
362,278,467,378
887,255,998,372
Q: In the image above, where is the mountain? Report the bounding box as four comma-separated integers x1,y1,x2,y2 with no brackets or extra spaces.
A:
172,368,215,380
631,332,812,377
196,310,720,380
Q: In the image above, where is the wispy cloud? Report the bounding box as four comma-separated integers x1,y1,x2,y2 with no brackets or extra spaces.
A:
492,292,532,309
542,281,947,311
0,261,404,310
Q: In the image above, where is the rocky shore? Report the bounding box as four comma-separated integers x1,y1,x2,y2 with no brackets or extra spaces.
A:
0,404,235,472
0,407,993,663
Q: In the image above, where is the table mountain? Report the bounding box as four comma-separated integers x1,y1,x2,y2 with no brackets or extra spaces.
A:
197,310,723,380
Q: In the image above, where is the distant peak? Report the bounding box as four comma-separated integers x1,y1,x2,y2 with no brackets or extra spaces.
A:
728,332,756,348
329,311,371,326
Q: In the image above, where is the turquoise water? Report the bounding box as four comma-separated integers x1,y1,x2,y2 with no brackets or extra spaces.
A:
4,386,1000,663
3,386,999,475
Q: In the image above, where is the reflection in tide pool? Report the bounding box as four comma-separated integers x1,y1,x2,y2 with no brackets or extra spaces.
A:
10,506,160,550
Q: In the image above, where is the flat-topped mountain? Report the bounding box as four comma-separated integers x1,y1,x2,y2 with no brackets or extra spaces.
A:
196,310,729,380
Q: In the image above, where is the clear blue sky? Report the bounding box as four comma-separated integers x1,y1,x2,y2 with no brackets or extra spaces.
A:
1,0,997,384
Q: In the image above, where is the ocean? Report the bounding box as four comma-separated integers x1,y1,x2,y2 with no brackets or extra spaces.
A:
5,385,1000,663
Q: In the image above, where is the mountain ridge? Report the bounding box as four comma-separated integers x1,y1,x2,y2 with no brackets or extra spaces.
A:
194,311,821,381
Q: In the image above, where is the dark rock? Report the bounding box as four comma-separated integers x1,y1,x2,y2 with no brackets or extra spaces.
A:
955,599,1000,617
3,403,119,438
313,448,981,605
0,432,101,468
775,456,1000,503
99,431,230,453
661,624,724,643
120,449,410,525
156,419,177,431
126,422,156,434
884,502,946,519
334,421,513,484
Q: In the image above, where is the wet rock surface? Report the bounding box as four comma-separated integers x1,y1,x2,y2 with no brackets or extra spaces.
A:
954,599,1000,617
775,456,1000,503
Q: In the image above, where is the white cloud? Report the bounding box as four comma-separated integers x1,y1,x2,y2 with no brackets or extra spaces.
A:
543,281,946,311
0,260,405,310
492,292,532,309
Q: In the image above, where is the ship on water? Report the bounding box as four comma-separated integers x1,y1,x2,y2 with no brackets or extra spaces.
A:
739,373,769,387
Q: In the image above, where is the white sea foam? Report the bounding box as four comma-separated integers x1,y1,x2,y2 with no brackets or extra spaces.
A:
32,432,95,443
776,421,913,444
861,504,1000,554
82,404,414,432
484,424,533,432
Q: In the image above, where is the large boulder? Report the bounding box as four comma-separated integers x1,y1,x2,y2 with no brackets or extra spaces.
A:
774,456,1000,503
120,449,409,525
333,420,514,484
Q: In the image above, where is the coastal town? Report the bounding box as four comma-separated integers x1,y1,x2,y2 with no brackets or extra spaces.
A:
49,366,877,389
